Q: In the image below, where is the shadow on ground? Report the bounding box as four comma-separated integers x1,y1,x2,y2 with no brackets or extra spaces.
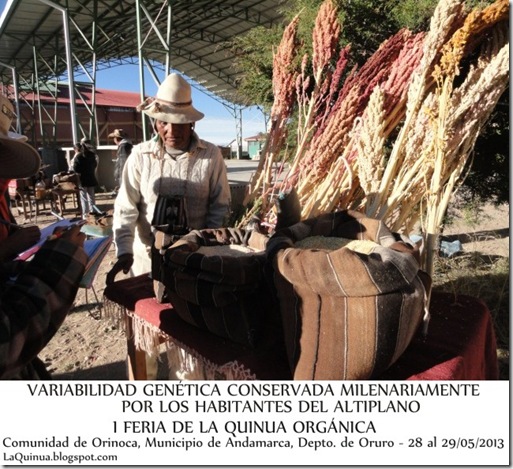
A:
53,352,170,380
444,227,509,244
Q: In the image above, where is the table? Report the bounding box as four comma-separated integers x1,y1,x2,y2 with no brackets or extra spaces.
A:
51,186,81,217
9,178,53,221
379,292,499,380
103,275,499,381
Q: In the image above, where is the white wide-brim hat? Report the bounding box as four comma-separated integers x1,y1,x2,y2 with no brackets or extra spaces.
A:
137,73,204,124
108,128,128,139
0,96,41,179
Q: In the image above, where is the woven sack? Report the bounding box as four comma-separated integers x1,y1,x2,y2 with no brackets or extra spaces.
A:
52,171,80,185
267,210,431,380
160,227,280,348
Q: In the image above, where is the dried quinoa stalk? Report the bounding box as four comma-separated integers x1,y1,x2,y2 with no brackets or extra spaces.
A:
238,0,508,281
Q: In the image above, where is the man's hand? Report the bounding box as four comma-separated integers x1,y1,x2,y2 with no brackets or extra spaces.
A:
106,253,134,285
57,224,86,247
50,224,86,247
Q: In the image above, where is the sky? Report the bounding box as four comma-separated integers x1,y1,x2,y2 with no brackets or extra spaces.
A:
0,1,268,147
87,63,267,147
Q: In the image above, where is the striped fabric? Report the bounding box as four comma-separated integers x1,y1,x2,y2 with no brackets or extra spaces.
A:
152,229,188,302
159,228,281,348
268,210,431,380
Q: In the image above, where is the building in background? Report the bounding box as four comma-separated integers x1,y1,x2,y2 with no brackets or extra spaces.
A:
0,84,142,188
13,83,143,149
245,133,266,159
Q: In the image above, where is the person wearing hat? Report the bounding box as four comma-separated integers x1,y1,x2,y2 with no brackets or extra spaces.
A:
0,95,41,261
108,128,133,194
106,73,231,283
0,95,88,379
73,139,99,219
106,74,231,380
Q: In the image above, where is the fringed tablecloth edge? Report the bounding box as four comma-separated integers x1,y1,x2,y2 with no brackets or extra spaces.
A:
103,296,257,379
103,296,167,358
165,340,257,381
103,297,127,332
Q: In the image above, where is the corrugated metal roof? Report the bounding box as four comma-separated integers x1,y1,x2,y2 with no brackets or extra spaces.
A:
19,85,141,108
0,0,286,106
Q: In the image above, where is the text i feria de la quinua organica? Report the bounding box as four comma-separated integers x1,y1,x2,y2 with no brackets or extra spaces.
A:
7,382,487,451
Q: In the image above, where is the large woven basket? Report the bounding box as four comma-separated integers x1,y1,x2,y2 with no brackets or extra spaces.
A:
159,227,281,348
267,210,431,380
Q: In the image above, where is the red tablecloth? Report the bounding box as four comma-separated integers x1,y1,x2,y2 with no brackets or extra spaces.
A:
379,292,499,380
104,275,499,380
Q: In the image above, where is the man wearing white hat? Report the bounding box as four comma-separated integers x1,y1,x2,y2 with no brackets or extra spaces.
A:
106,74,231,380
107,73,231,282
0,95,88,379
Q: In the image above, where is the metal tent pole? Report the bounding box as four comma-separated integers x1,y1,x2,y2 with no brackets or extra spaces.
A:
0,62,21,133
136,0,148,142
38,0,79,145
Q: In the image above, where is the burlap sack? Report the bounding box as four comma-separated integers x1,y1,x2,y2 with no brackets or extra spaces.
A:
267,210,431,380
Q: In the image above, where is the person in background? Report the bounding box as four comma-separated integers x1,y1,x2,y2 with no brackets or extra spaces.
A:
108,129,133,195
106,73,231,380
73,139,99,219
0,96,87,379
106,73,230,283
69,142,81,170
0,95,41,261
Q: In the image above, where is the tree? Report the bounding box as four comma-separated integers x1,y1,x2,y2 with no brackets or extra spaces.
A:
460,95,509,205
230,25,284,110
339,0,402,63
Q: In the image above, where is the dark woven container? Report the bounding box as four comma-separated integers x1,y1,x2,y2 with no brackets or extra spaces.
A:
159,228,281,348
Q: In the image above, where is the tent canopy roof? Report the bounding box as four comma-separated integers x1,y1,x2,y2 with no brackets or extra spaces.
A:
0,0,286,106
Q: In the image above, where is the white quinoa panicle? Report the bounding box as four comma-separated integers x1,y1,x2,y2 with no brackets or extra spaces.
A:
295,236,378,254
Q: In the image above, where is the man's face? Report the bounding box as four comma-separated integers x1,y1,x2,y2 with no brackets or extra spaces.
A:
156,120,192,151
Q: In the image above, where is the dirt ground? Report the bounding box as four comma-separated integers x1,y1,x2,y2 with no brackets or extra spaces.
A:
12,192,509,380
12,191,135,380
442,201,510,258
